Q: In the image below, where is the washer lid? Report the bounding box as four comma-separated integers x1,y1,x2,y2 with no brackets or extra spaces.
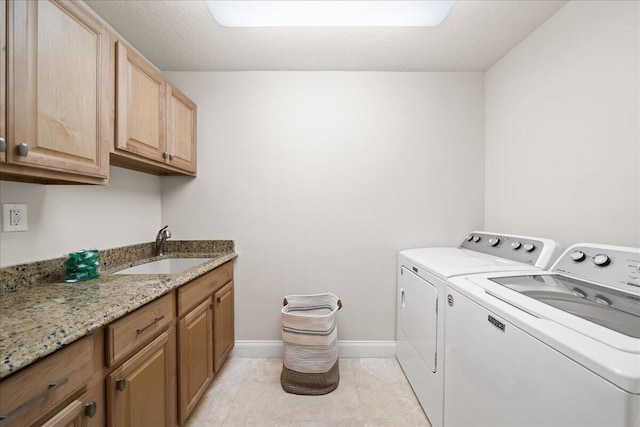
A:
461,271,640,354
399,247,543,280
491,274,640,339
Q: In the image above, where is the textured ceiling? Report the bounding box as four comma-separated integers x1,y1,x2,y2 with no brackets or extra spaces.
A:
85,0,568,72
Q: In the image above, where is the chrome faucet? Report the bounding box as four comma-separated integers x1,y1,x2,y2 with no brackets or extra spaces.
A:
155,225,172,256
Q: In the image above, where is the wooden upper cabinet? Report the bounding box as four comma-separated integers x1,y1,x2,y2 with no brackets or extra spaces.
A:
115,41,166,164
2,0,110,184
167,83,197,174
113,42,197,176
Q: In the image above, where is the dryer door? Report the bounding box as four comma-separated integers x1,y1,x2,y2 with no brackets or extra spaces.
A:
399,267,438,372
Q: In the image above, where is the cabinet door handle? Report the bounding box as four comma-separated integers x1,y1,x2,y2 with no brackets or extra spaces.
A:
84,401,97,417
162,151,169,159
115,377,126,392
17,142,28,157
169,153,174,160
217,296,221,304
209,303,214,310
400,288,405,308
135,314,165,335
0,137,6,153
0,377,69,425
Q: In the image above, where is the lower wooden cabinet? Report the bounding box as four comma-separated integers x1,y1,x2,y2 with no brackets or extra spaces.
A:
176,261,234,423
40,387,103,427
177,299,213,424
106,328,176,427
41,400,87,427
0,261,234,427
79,383,105,427
214,281,235,372
0,335,93,427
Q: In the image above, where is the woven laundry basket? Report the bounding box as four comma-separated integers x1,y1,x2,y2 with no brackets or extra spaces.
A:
281,293,342,395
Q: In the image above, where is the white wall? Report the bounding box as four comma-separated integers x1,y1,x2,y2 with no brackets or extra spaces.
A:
485,0,640,248
161,72,485,342
0,167,162,266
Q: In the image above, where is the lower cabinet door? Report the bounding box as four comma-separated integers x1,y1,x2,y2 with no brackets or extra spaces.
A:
40,400,86,427
178,299,213,424
107,328,176,427
213,281,234,372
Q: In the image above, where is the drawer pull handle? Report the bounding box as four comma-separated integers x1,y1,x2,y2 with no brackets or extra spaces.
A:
0,137,5,153
0,377,69,426
116,378,126,392
135,314,165,335
84,401,97,417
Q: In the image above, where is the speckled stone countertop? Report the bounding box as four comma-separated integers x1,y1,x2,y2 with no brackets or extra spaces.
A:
0,240,237,380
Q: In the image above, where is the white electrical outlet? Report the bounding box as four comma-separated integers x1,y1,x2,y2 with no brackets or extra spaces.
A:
2,204,28,232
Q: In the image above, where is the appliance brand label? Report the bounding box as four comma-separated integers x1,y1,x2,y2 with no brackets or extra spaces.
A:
488,315,505,332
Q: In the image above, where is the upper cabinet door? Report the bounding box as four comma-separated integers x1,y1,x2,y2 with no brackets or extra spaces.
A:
116,41,166,163
7,0,109,178
166,83,197,174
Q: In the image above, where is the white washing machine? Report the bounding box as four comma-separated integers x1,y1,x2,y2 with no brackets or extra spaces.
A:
445,244,640,427
396,232,562,427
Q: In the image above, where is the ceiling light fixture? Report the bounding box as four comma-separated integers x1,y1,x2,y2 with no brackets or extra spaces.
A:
207,1,456,28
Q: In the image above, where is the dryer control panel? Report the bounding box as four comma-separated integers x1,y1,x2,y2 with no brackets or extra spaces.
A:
460,232,561,269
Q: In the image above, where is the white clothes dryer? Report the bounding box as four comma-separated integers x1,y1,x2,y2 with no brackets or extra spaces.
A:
396,232,562,427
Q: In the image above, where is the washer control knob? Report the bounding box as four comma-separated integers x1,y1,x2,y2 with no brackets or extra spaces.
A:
523,243,536,252
594,295,612,306
489,237,500,247
593,254,611,267
570,251,586,262
511,242,522,250
466,235,473,241
571,288,587,299
473,236,481,243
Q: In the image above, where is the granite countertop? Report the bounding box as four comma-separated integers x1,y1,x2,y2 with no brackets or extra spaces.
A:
0,240,237,380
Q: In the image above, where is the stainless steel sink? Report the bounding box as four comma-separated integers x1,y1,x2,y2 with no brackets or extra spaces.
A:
113,258,212,275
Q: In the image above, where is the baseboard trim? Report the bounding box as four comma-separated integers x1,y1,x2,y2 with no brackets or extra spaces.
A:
338,340,397,358
229,340,396,358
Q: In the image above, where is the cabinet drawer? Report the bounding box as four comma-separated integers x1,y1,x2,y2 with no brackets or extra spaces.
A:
0,335,93,427
107,293,174,367
177,261,233,316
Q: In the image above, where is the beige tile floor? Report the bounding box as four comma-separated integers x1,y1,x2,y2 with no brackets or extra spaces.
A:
185,358,431,427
